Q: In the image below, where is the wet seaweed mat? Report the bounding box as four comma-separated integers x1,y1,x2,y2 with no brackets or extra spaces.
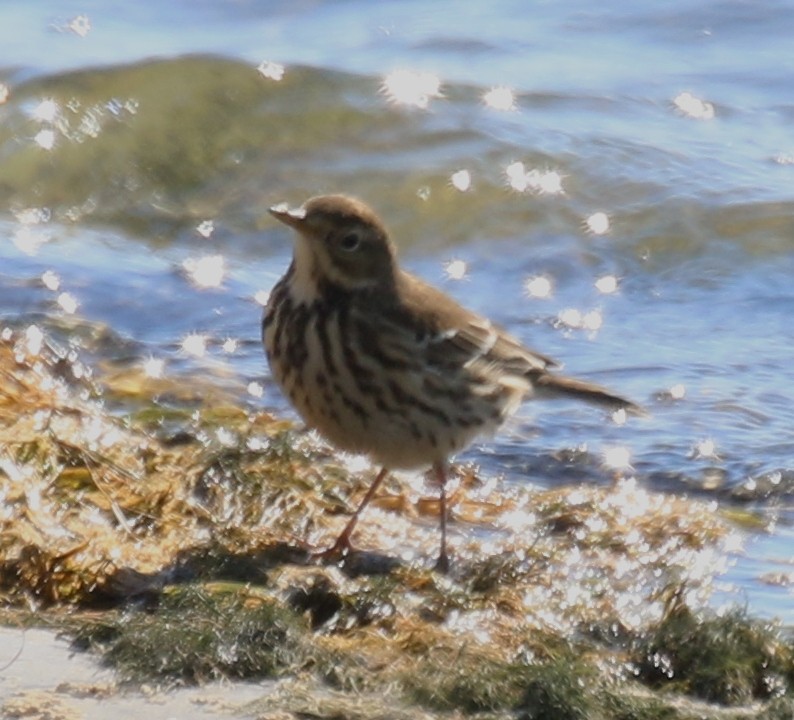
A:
1,328,793,719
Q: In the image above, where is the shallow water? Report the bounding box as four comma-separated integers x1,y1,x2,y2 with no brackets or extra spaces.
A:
1,1,794,622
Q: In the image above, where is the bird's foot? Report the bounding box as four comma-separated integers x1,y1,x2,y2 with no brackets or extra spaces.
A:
433,551,450,574
310,532,355,564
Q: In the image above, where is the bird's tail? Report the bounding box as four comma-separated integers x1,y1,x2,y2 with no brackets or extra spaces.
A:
535,374,644,415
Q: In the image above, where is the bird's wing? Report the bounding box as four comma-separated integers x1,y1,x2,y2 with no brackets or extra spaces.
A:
388,272,559,379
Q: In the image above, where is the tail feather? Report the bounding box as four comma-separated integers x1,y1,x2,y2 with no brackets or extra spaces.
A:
535,374,644,415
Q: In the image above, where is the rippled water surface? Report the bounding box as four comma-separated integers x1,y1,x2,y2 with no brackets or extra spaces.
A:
2,1,794,621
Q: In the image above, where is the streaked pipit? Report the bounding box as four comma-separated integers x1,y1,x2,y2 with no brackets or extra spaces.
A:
263,194,639,571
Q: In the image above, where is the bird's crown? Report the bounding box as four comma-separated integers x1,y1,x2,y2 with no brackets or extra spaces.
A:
270,194,397,289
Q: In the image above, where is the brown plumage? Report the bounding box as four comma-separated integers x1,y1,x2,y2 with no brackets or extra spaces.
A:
263,194,639,571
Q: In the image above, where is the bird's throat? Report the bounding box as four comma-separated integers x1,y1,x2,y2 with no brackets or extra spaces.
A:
289,236,321,304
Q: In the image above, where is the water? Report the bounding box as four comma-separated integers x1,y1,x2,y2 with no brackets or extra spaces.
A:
1,1,794,622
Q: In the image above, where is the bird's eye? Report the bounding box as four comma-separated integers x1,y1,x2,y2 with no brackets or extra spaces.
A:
339,232,361,251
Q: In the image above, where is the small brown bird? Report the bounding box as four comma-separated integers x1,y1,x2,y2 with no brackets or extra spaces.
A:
263,194,639,571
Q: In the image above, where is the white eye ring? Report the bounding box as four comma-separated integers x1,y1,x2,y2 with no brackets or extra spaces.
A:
339,232,361,251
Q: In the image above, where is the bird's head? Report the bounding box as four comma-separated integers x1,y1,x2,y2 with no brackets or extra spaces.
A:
269,194,398,291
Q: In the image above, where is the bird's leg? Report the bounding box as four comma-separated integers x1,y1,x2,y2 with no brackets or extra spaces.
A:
316,466,389,560
433,463,450,573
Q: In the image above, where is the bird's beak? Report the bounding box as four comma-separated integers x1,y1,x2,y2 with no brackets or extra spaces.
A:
269,202,307,230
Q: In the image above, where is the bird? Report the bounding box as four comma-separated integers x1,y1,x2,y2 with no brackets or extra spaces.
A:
262,194,640,572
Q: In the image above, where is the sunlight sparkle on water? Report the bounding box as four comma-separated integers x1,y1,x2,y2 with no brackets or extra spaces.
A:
450,169,471,192
196,220,215,238
34,129,56,150
529,169,563,195
41,271,60,291
692,438,718,460
56,292,78,314
673,92,715,120
669,383,686,400
181,333,208,358
15,207,51,225
254,290,270,306
32,99,59,123
524,275,553,299
558,308,582,327
595,275,618,294
444,258,468,281
504,162,563,194
582,309,603,331
183,255,226,288
556,308,602,331
257,61,285,81
603,446,632,471
143,356,165,379
222,338,238,353
608,476,651,519
483,86,516,111
68,14,91,37
0,84,8,104
247,381,264,398
381,70,442,109
24,325,44,356
585,212,610,235
216,427,237,448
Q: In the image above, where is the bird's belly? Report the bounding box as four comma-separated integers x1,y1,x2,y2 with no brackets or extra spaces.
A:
264,308,511,470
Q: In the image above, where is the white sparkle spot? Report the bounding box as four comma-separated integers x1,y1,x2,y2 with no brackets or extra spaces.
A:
196,220,215,238
416,186,431,201
12,226,50,255
595,275,618,294
216,427,237,447
25,325,44,356
528,169,563,195
41,270,60,291
181,333,208,358
254,290,270,306
506,161,529,192
483,86,516,111
381,69,442,109
504,162,563,195
582,310,603,331
693,438,718,459
34,129,56,150
32,99,59,123
603,446,632,471
612,408,627,426
0,84,9,104
450,169,471,192
247,381,264,398
444,258,468,281
673,92,715,120
222,338,238,353
586,211,611,235
56,292,78,314
558,308,583,328
525,275,553,299
183,255,226,288
68,14,91,37
257,60,285,81
15,207,51,225
669,383,686,400
143,356,165,379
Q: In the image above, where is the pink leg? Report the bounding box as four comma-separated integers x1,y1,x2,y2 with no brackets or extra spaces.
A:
433,463,450,573
318,467,389,558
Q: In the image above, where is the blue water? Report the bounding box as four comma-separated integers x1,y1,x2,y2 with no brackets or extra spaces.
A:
2,0,794,623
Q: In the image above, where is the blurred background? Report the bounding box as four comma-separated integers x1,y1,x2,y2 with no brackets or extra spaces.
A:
1,0,793,621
